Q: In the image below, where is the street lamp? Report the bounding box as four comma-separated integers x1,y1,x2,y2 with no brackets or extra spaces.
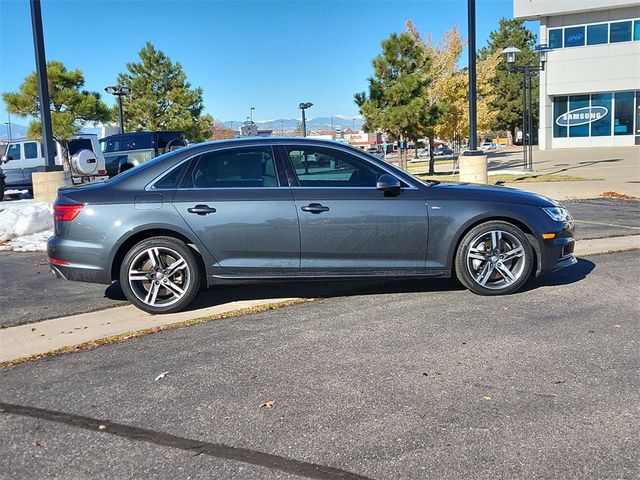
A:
104,85,131,134
250,106,255,124
298,102,313,137
501,45,552,171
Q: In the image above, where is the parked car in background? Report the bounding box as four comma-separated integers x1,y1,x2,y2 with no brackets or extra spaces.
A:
417,148,430,158
434,146,454,156
480,141,497,152
0,135,107,197
101,131,187,177
49,137,576,314
366,146,384,159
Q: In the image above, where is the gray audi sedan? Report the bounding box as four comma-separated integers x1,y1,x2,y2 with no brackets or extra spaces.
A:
48,138,576,314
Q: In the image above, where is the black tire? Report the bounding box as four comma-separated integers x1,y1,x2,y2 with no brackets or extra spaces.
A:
455,220,533,296
0,175,5,201
119,236,201,314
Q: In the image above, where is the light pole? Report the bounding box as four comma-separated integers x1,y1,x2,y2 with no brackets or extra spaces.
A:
250,107,255,124
298,102,313,137
281,120,285,135
501,45,550,171
30,0,57,169
104,85,131,134
4,114,11,141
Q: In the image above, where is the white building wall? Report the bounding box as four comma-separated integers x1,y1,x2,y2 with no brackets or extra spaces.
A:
528,4,640,149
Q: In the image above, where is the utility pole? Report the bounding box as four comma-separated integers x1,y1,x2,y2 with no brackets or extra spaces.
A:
30,0,56,169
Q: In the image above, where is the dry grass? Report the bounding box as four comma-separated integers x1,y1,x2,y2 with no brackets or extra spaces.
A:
415,172,591,184
601,191,639,200
0,299,307,369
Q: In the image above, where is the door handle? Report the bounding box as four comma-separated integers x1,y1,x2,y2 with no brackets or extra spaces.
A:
301,203,330,214
187,204,217,215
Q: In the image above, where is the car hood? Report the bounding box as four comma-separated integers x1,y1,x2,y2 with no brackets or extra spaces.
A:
429,182,559,207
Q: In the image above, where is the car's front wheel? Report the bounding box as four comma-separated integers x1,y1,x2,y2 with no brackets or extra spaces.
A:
455,221,533,295
120,236,201,314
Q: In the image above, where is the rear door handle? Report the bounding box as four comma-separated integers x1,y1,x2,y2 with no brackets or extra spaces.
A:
301,203,330,214
187,204,217,215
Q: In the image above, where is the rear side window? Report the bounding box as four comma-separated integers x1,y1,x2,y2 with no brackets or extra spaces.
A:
153,160,190,189
182,147,279,188
24,142,39,159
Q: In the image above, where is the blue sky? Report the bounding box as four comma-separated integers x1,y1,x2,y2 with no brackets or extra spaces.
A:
0,0,519,123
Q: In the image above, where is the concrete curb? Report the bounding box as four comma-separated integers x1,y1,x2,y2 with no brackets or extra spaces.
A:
1,235,638,365
0,297,299,364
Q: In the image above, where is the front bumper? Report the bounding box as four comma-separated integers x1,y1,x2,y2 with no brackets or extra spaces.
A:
537,220,577,275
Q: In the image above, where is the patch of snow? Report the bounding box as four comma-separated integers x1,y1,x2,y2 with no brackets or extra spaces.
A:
0,201,53,251
0,229,52,252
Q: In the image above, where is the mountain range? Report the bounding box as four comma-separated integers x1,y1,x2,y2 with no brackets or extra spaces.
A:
223,116,364,132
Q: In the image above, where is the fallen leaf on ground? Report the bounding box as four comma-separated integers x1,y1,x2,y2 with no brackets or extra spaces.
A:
98,425,107,430
155,371,169,381
483,395,492,401
259,401,275,409
554,379,566,384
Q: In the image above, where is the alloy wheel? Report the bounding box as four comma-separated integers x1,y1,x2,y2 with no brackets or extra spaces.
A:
127,246,191,307
465,229,526,290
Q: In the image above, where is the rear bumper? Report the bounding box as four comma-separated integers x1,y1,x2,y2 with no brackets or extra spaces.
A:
47,236,111,284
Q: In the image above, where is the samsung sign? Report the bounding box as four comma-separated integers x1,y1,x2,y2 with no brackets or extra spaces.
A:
556,106,608,127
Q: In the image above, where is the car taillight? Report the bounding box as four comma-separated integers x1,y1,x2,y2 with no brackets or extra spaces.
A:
53,204,83,222
97,169,106,175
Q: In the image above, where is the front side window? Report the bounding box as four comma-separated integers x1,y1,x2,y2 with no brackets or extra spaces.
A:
183,147,278,188
6,143,21,161
286,146,384,187
610,21,632,43
549,29,563,49
24,142,39,159
564,26,585,47
613,91,634,135
587,24,608,45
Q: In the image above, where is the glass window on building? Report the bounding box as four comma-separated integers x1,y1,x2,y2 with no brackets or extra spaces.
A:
569,96,590,137
587,24,609,45
613,92,634,135
590,93,612,136
549,29,563,49
553,96,568,138
610,21,632,43
634,20,640,41
564,26,585,47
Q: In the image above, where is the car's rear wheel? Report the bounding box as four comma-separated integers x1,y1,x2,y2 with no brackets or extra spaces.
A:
120,236,201,314
455,221,533,295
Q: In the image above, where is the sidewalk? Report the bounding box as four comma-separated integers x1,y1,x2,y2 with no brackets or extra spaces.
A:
1,235,638,365
486,145,640,200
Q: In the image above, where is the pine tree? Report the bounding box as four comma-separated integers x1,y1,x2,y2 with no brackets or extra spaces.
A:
3,61,111,167
355,30,443,171
116,43,213,142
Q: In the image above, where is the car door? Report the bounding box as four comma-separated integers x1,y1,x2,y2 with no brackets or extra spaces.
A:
2,143,26,187
21,141,43,184
279,144,429,274
171,145,300,275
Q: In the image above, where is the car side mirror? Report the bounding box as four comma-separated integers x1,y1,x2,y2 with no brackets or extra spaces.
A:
1,155,6,162
376,174,402,195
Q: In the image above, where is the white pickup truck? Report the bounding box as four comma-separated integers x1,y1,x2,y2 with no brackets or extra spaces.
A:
0,134,108,197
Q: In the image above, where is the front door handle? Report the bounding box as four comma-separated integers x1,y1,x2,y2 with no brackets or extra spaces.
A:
187,204,217,215
301,203,330,214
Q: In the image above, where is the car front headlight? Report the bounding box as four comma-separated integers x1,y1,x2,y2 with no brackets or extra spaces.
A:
542,206,572,222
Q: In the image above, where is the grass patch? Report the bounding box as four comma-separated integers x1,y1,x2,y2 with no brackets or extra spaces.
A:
0,299,307,369
415,172,591,184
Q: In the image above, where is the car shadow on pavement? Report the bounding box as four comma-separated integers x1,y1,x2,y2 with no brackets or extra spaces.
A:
520,257,595,293
104,259,594,310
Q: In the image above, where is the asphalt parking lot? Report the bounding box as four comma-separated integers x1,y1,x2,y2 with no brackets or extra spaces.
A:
1,251,638,479
1,197,638,328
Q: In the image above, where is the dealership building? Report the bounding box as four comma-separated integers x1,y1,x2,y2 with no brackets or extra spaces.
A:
514,0,640,150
